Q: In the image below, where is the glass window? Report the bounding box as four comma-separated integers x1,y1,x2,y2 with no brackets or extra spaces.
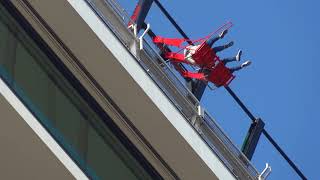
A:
0,3,160,180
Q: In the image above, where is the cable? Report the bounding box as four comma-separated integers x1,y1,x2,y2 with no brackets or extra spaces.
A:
225,86,255,121
225,86,307,180
263,130,307,180
152,1,307,179
153,0,193,45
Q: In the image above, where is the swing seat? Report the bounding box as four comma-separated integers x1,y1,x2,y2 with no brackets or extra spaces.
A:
207,61,235,87
164,42,219,66
163,42,235,87
191,42,219,67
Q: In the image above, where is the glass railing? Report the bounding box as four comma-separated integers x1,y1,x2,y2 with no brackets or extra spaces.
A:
85,0,260,179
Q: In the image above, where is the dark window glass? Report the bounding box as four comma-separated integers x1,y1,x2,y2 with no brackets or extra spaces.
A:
0,4,158,180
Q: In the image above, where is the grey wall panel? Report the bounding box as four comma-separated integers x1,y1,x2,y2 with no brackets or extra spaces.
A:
0,93,74,180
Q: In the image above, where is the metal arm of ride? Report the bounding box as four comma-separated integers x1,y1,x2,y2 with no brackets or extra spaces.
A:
225,86,307,180
241,118,265,160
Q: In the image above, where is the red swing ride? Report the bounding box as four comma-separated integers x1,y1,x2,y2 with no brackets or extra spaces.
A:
153,22,235,87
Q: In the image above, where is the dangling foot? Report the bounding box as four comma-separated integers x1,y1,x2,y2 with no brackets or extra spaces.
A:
236,49,242,61
219,29,228,39
241,60,251,68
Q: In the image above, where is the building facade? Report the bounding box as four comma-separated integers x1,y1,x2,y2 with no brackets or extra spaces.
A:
0,0,259,179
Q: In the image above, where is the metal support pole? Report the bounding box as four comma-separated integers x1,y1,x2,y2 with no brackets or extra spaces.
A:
129,0,154,32
154,0,192,44
225,86,307,180
242,118,265,160
263,130,307,180
225,86,255,121
153,0,208,100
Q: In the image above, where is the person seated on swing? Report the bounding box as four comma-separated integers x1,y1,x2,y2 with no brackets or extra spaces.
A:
184,29,251,73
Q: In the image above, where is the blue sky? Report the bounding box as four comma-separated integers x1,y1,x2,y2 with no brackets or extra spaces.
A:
117,0,318,179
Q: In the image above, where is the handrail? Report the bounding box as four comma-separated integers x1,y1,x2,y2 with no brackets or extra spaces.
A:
84,0,260,179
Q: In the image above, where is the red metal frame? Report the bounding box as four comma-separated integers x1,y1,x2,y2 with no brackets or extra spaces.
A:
154,37,235,87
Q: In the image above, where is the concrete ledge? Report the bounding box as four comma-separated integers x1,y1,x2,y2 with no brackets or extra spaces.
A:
11,0,237,179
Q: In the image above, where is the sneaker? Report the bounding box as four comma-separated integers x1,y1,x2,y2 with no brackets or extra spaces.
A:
219,29,228,39
241,60,252,68
236,49,242,61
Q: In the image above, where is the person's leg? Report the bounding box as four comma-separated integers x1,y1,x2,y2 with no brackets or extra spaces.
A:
213,41,234,53
205,29,228,47
221,57,237,65
229,60,251,73
206,35,220,47
228,65,242,73
221,50,242,64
